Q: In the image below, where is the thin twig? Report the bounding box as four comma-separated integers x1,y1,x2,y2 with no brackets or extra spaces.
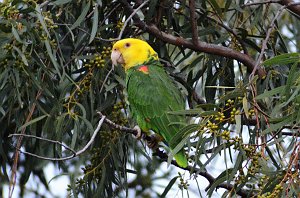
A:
250,2,300,79
117,0,149,40
9,134,77,155
9,80,44,198
99,66,114,94
9,116,106,161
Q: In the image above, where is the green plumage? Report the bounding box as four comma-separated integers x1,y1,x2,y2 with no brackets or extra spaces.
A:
126,60,188,168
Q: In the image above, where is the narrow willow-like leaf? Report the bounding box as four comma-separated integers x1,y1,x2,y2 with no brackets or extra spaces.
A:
18,115,49,131
70,2,91,30
263,53,300,66
169,124,198,148
242,96,249,119
167,134,190,166
13,46,28,66
207,169,234,197
160,176,179,197
44,40,62,79
262,114,295,135
167,108,203,115
89,3,99,44
208,0,222,15
51,0,72,5
256,86,285,100
11,26,23,43
35,4,50,37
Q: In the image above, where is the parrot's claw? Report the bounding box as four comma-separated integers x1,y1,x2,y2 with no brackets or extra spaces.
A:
146,134,162,149
133,125,142,140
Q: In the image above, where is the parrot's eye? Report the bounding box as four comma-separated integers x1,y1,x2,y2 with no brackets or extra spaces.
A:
125,43,131,48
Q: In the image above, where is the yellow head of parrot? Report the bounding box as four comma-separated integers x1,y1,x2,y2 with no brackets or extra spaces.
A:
111,38,158,71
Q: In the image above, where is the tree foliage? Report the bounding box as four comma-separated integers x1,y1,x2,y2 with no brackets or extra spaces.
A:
0,0,300,197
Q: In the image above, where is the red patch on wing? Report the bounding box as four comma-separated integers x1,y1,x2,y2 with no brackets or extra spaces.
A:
138,65,149,74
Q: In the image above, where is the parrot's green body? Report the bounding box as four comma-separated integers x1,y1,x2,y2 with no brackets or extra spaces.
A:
126,60,188,168
111,38,188,167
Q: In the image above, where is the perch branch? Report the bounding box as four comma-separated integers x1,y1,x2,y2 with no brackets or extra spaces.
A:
153,149,253,197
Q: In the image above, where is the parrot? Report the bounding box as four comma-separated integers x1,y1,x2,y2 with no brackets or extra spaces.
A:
111,38,188,168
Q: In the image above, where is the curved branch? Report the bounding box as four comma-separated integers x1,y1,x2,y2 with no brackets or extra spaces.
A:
279,0,300,16
9,116,106,161
119,0,266,78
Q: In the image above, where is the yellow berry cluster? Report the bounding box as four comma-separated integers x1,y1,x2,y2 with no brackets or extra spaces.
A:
214,111,225,122
248,109,255,117
116,21,124,29
206,120,219,132
3,43,13,52
0,3,19,19
89,54,105,68
87,47,112,68
220,130,230,140
35,11,58,44
230,107,240,122
234,169,246,184
64,46,112,117
257,184,283,198
64,72,93,118
81,102,127,182
258,175,269,188
178,172,189,190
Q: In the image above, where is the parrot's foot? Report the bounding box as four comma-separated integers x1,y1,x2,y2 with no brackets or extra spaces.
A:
133,125,142,140
146,134,163,149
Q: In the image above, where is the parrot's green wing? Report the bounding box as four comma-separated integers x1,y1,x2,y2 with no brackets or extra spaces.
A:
126,61,188,167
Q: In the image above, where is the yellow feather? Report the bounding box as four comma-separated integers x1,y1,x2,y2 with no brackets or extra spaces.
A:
112,38,158,70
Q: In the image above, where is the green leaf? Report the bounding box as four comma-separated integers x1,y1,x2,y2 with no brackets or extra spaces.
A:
167,134,189,166
146,0,158,21
167,108,203,115
18,115,49,131
207,168,234,197
44,39,63,79
208,0,222,16
262,114,295,135
242,96,249,119
263,53,300,66
235,114,242,134
160,176,179,198
13,46,28,66
51,0,72,5
35,4,50,38
256,86,285,100
71,2,91,30
11,26,23,43
169,124,198,148
89,3,99,44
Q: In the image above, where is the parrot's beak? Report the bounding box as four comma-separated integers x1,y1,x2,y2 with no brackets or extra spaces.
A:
111,48,125,66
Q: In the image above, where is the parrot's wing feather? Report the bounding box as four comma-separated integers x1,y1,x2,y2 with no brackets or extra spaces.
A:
127,62,185,144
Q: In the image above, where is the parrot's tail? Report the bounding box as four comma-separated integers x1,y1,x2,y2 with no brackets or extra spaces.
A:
174,150,188,168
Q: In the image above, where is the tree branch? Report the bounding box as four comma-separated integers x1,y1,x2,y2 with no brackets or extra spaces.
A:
279,0,300,16
9,116,106,161
153,149,253,197
119,0,266,78
189,0,199,46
